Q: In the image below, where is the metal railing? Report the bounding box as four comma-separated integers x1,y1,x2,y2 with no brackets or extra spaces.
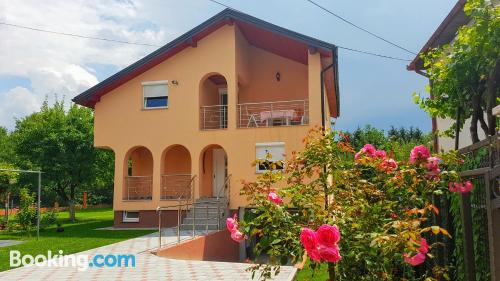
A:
237,99,309,128
216,174,231,201
156,200,225,250
200,105,227,130
160,174,195,200
123,176,152,200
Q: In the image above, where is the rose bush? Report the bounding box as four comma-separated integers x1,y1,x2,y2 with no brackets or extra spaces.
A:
229,128,469,280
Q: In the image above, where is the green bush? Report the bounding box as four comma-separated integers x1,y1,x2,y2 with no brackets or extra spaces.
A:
40,210,58,230
16,188,36,235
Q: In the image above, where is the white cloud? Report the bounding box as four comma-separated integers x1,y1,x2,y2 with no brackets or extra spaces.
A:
0,87,40,129
0,0,189,130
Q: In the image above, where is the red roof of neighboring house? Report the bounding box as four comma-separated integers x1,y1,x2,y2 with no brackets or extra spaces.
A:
407,0,469,71
73,8,340,117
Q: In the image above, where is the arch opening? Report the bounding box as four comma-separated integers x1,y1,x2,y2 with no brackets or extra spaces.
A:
199,74,228,130
199,145,228,198
123,146,153,201
161,145,193,200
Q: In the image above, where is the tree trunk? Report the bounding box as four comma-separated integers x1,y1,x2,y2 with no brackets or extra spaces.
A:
478,110,490,137
68,200,75,222
68,184,76,222
5,192,9,222
328,263,336,281
470,95,482,143
470,111,480,144
485,60,499,136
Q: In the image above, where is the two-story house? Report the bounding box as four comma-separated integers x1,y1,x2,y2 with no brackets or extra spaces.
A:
73,8,340,228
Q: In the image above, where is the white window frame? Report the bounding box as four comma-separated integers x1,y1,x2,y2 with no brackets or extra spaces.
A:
142,80,169,109
122,211,140,223
255,142,285,173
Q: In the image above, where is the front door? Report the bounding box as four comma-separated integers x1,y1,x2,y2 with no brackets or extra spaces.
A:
212,148,226,197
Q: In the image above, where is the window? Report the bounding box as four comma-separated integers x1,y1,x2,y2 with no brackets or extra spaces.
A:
255,142,285,173
122,211,140,222
143,81,168,109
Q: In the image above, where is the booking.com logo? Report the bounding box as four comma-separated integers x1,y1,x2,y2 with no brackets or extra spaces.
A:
10,250,136,271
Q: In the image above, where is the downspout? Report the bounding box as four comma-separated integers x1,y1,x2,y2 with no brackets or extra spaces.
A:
320,47,339,130
413,69,439,152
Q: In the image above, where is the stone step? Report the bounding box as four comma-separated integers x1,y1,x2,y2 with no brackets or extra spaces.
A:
184,211,224,219
182,217,221,225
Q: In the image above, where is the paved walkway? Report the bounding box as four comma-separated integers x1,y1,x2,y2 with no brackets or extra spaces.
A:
0,240,24,248
0,228,296,281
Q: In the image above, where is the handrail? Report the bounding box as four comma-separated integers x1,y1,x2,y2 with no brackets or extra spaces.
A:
156,200,224,251
216,174,232,200
200,104,227,108
237,99,308,106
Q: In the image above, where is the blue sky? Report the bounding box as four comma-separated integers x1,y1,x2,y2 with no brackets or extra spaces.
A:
0,0,457,132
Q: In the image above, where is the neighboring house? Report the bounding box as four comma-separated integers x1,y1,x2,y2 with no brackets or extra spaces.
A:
73,8,340,228
407,0,486,151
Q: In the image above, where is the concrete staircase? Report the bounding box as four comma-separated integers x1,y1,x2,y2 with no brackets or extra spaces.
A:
179,197,228,230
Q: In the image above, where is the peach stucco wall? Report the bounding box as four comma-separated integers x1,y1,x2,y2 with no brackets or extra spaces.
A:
128,147,153,176
236,28,308,104
94,24,327,211
162,145,191,174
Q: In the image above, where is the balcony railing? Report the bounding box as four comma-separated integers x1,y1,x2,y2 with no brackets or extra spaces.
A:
123,176,152,201
237,99,308,128
200,105,227,130
160,174,195,200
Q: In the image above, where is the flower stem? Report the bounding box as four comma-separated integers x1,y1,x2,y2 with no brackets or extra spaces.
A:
328,262,336,281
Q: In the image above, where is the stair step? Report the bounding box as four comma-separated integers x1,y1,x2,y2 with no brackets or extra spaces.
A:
183,217,221,224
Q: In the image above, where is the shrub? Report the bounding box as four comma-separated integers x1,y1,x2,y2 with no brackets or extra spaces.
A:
232,128,468,280
16,188,36,236
40,210,58,230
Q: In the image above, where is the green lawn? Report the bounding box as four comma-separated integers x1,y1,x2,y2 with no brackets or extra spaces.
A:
294,262,329,281
0,208,155,272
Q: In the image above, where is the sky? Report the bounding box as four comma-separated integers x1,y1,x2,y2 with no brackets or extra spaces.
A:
0,0,458,132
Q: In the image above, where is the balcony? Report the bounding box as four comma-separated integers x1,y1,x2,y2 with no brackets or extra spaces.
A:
237,99,308,128
161,174,195,200
200,105,228,130
123,176,152,201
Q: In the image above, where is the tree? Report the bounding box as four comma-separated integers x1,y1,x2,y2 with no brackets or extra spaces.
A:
0,127,16,164
12,100,96,221
415,0,499,143
0,162,18,223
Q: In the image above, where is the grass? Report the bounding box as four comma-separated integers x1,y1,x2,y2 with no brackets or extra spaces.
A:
294,262,329,281
0,208,155,272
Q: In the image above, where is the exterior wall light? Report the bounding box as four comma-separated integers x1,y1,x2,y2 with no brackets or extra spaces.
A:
171,80,179,85
275,72,281,82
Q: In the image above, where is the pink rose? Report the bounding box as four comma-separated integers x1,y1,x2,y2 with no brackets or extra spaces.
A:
300,228,317,250
418,238,429,254
230,230,245,242
374,150,387,158
380,158,398,172
448,181,473,193
426,157,440,175
404,252,426,266
355,144,376,160
463,181,473,192
409,145,430,164
354,151,362,160
319,245,342,263
268,191,283,205
362,144,376,155
226,214,238,232
316,224,340,247
306,246,321,262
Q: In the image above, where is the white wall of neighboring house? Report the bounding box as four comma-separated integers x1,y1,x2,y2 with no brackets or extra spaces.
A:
437,116,487,151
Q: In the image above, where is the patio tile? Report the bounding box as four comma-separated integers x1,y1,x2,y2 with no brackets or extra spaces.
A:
0,227,296,281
